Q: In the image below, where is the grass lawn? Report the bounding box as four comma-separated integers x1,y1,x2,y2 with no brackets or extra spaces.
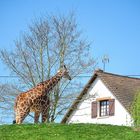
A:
0,123,140,140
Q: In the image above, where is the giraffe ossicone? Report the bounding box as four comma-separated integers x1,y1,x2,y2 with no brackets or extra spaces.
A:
13,65,71,124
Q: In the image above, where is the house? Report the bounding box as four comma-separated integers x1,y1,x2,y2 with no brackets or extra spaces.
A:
61,69,140,126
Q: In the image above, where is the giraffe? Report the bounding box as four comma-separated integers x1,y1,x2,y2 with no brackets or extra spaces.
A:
13,65,71,124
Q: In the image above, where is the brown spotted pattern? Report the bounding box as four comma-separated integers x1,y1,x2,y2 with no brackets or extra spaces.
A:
14,66,71,124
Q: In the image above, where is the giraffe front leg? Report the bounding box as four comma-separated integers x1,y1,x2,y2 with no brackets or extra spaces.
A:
34,111,40,123
41,101,50,123
41,111,47,123
41,107,50,123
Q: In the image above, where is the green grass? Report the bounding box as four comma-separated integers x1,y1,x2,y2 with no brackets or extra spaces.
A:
0,123,140,140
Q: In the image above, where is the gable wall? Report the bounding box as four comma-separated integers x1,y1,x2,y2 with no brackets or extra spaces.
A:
67,78,133,126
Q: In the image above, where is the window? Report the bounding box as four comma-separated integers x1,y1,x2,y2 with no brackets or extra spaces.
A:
100,100,109,117
91,99,115,118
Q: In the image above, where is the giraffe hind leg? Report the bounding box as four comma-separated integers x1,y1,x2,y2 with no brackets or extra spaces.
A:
16,109,30,124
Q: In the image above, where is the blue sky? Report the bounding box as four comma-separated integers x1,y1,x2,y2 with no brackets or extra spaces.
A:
0,0,140,77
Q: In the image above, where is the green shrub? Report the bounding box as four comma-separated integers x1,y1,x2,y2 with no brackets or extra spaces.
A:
131,91,140,127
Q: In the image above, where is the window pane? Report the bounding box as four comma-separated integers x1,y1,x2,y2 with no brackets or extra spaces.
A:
100,100,109,117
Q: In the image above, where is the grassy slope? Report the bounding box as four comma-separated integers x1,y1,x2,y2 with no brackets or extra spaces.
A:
0,123,140,140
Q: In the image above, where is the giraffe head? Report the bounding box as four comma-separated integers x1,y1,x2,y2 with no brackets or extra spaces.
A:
58,65,71,80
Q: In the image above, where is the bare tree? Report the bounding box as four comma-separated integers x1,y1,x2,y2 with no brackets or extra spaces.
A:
0,83,20,124
0,13,96,123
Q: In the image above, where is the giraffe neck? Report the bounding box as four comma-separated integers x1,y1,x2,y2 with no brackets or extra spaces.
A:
43,71,63,92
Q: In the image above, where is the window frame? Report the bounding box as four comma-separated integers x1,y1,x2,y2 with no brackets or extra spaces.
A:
91,98,115,119
99,100,109,117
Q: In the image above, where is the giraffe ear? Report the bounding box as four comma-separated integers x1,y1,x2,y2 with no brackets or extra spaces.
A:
63,65,66,69
63,65,67,71
59,64,67,72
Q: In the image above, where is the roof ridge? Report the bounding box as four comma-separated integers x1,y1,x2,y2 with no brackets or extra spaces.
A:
96,71,140,80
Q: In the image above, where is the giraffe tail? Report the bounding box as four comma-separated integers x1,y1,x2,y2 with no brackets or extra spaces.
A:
13,120,16,124
13,97,18,124
14,97,18,111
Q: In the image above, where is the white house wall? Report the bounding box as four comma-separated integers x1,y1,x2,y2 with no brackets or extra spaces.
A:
67,77,133,126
